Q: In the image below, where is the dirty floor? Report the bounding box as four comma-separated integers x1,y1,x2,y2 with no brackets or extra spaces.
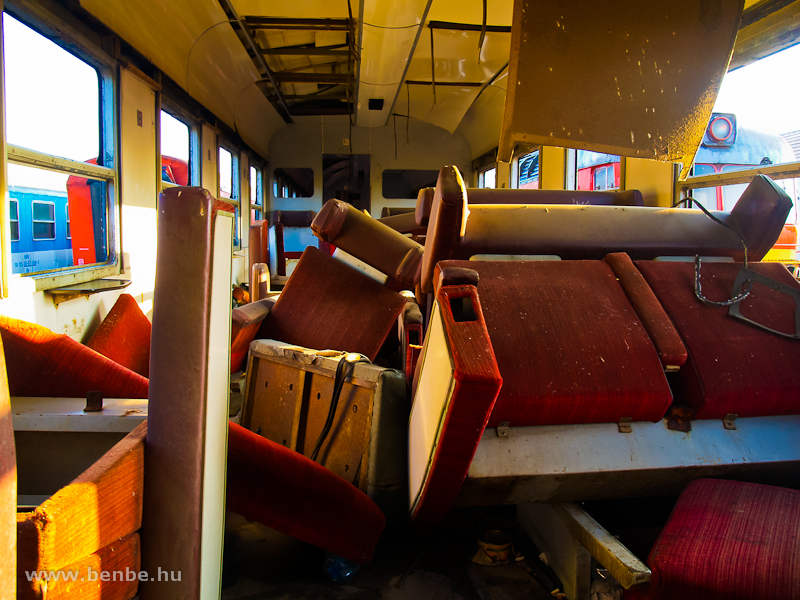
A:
221,506,556,600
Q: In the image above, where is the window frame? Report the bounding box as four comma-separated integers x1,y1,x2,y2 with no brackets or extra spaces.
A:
250,161,264,224
3,4,120,290
159,102,200,190
218,140,241,249
65,203,71,240
31,200,56,241
9,199,19,242
478,166,497,189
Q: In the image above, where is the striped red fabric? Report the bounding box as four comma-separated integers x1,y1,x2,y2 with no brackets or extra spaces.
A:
633,479,800,600
257,247,406,361
603,253,687,369
226,422,385,564
0,316,149,399
86,293,151,378
637,261,800,418
437,260,672,427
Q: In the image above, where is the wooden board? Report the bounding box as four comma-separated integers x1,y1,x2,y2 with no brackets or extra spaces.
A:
17,421,145,575
18,532,140,600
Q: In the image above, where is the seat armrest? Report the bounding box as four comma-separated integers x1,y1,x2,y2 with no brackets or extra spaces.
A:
604,253,687,371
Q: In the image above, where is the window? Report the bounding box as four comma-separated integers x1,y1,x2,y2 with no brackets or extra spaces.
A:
32,201,55,240
160,110,193,186
593,165,616,190
9,200,19,242
381,169,437,199
577,151,619,191
478,167,496,189
250,164,263,223
517,150,540,189
274,168,314,198
3,11,117,283
219,145,240,247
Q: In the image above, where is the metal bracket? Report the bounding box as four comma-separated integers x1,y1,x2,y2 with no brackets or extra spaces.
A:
497,421,510,438
618,417,632,433
667,406,693,432
723,413,738,430
729,267,800,339
84,391,104,412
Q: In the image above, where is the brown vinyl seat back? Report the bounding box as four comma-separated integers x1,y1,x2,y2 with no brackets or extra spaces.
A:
465,187,643,206
312,198,424,288
415,187,435,227
421,166,791,293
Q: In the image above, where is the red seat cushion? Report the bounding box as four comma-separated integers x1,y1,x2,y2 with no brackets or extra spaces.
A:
0,316,149,399
636,261,800,419
226,422,385,563
257,247,406,361
437,260,672,427
85,293,151,378
636,479,800,600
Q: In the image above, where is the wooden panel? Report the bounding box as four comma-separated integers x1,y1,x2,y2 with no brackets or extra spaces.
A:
244,358,307,448
18,532,140,600
299,374,373,489
555,503,650,589
17,421,145,575
498,0,743,178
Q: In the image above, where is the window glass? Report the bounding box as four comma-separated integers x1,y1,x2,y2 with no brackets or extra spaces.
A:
9,200,19,242
160,110,190,185
381,169,437,199
480,167,496,189
689,45,800,225
250,165,263,223
576,151,619,190
219,147,233,199
274,168,314,198
4,13,113,278
4,14,99,163
518,150,540,189
32,201,56,240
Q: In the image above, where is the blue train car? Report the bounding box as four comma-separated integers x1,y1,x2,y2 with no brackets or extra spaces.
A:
9,186,73,274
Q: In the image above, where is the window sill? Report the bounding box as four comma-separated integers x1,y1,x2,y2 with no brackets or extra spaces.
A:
46,277,132,306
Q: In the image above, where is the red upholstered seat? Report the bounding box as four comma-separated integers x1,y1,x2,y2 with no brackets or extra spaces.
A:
257,246,407,361
435,260,672,427
636,261,800,419
85,293,151,378
0,315,149,399
226,422,385,563
230,298,275,373
631,479,800,600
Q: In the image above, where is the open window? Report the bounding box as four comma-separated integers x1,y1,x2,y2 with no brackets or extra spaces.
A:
160,108,198,187
4,10,118,285
681,43,800,269
219,144,241,248
250,162,263,223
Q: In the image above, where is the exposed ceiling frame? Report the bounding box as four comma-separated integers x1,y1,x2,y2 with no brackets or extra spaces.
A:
260,46,351,56
382,0,435,127
216,0,294,123
244,17,352,31
427,21,512,33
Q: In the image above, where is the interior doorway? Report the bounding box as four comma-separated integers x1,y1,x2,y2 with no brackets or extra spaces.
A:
322,154,370,213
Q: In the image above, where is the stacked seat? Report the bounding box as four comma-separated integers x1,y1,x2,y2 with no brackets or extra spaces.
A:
628,478,800,600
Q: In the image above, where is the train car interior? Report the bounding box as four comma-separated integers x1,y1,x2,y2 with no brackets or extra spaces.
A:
1,0,800,599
